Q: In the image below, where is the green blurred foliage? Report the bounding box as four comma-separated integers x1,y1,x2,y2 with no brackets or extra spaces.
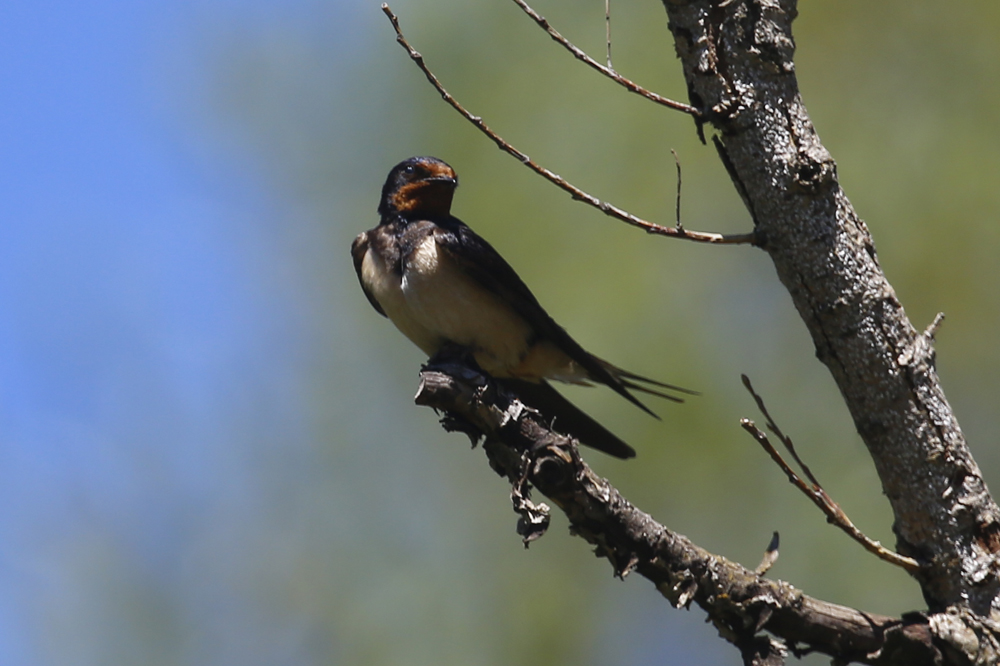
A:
198,1,1000,664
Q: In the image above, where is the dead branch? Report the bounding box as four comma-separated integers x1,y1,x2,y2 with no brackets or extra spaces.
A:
755,532,780,576
413,358,945,666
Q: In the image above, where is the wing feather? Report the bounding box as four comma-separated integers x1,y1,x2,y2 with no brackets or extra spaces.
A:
431,217,683,413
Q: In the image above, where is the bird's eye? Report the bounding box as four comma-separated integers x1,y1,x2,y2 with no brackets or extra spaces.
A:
403,165,415,174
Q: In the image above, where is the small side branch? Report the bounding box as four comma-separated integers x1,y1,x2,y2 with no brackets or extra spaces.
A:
755,532,780,576
604,0,613,70
923,312,945,340
672,149,684,232
511,0,700,116
740,375,920,574
738,636,787,666
381,4,754,246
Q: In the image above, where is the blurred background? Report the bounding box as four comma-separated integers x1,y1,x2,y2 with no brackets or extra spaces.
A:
2,1,999,664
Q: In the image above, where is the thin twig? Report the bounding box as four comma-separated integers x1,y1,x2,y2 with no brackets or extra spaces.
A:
755,531,779,576
671,149,684,233
740,375,920,573
605,0,613,70
923,312,945,339
742,374,818,487
512,0,699,116
381,4,753,245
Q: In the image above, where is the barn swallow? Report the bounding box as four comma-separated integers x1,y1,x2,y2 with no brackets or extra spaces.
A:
352,156,694,458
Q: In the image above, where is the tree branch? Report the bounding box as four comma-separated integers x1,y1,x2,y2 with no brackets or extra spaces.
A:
413,360,947,666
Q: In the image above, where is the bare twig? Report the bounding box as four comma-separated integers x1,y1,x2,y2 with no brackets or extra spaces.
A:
381,4,752,245
755,531,780,576
738,636,787,666
742,374,819,487
923,312,945,340
671,149,684,233
512,0,699,116
605,0,612,70
739,376,920,573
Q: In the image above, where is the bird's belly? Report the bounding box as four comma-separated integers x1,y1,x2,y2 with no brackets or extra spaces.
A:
365,236,533,375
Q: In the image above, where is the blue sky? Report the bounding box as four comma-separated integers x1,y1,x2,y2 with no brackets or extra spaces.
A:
0,2,307,663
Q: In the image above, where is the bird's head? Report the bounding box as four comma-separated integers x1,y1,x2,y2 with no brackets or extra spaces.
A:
378,156,459,220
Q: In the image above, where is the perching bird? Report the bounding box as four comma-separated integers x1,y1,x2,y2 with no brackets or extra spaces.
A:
352,156,693,458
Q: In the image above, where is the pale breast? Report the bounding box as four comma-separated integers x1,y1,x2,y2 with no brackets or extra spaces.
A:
399,234,535,376
360,239,445,355
359,225,587,381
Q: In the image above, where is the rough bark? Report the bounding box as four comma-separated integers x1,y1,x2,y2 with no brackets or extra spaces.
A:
414,361,951,665
659,0,1000,623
